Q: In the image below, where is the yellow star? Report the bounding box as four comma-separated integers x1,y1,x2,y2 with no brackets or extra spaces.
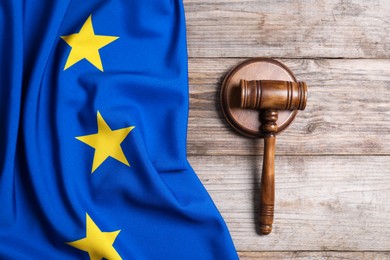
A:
61,14,119,71
76,111,135,173
67,213,122,260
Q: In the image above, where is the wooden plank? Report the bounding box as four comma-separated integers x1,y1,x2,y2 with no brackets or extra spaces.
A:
184,0,390,58
188,155,390,251
237,251,390,259
187,58,390,156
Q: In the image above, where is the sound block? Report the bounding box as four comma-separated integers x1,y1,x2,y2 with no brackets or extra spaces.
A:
221,58,299,138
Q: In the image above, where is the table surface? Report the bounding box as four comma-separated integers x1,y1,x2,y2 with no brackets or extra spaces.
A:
183,0,390,258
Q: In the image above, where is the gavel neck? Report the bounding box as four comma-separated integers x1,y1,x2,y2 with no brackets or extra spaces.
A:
260,110,278,134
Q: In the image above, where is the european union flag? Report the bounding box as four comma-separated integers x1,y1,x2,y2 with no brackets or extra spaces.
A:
0,0,238,259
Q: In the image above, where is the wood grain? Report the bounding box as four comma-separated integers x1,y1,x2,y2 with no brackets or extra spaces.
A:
237,251,390,259
187,58,390,156
188,155,390,251
184,0,390,58
184,0,390,255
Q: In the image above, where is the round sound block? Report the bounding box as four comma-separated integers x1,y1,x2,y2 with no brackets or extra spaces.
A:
221,58,298,138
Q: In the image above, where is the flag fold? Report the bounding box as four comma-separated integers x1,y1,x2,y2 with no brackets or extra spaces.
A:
0,0,238,259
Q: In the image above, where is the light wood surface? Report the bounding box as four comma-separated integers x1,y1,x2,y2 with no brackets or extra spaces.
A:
238,251,390,260
189,156,390,251
187,58,390,156
184,0,390,258
184,0,390,58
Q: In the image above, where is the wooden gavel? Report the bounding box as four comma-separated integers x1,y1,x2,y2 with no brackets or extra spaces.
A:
240,80,307,235
220,58,308,235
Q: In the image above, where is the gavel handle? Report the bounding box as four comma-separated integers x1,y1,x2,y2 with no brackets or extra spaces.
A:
259,133,275,235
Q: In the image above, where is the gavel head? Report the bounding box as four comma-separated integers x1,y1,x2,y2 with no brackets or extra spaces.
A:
240,80,307,111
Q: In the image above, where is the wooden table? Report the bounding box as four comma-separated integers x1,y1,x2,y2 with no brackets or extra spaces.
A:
184,0,390,258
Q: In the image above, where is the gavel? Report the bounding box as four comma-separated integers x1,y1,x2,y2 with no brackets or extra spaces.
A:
240,79,307,235
221,58,308,235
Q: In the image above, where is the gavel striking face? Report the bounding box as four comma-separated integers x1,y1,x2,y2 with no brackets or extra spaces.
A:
221,58,308,235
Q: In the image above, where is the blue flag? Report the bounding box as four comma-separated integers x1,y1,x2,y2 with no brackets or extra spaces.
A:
0,0,238,259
